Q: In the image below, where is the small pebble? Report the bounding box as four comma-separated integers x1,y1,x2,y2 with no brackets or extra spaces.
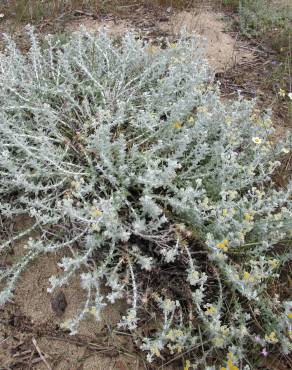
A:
51,291,67,316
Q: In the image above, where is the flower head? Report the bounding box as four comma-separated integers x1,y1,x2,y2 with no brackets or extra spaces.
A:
91,207,103,217
265,331,278,343
172,121,182,129
197,106,208,113
184,360,191,370
279,88,286,97
205,304,217,316
225,116,232,125
216,239,229,252
252,137,262,145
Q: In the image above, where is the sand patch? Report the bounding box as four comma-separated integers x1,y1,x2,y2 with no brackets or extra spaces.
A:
65,9,254,73
160,10,254,71
66,16,129,36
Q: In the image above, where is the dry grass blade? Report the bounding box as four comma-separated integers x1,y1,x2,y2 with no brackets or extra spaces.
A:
31,338,52,370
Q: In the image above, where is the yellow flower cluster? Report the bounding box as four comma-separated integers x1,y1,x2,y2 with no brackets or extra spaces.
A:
244,212,254,222
172,121,182,129
220,353,239,370
85,306,97,315
90,206,103,218
243,271,254,283
222,209,228,217
268,259,280,269
166,329,184,341
216,239,229,252
225,116,232,125
150,344,161,357
205,304,217,316
220,360,239,370
197,106,208,113
184,360,191,370
265,331,278,343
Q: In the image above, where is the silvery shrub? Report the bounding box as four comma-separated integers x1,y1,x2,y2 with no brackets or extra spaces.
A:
0,27,291,368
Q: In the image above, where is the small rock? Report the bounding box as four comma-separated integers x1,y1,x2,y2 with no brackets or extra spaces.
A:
51,291,67,316
159,16,169,22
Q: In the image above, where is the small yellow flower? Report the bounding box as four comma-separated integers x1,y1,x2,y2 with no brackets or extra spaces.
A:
197,106,208,113
279,88,286,97
288,312,292,319
216,239,229,252
227,359,239,370
184,360,191,370
87,306,97,315
265,331,278,343
264,118,272,126
225,116,232,125
227,352,234,360
91,207,103,217
274,213,282,221
243,272,254,283
175,329,184,337
188,116,195,123
252,137,262,145
244,212,254,221
205,305,217,316
268,259,280,269
71,180,81,191
166,329,175,341
91,223,100,232
243,271,250,281
170,43,177,48
150,345,161,357
213,337,224,347
172,121,182,129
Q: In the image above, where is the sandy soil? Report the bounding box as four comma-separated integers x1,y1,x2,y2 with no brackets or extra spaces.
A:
66,8,254,73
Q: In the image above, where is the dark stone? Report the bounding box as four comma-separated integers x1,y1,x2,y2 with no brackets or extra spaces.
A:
51,291,67,316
